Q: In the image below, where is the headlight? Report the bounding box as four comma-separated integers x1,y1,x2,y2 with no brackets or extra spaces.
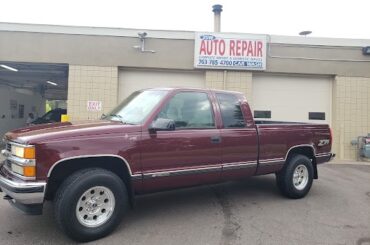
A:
11,145,35,159
11,163,36,177
9,143,36,179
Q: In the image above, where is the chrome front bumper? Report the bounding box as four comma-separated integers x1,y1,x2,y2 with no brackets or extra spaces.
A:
0,165,46,205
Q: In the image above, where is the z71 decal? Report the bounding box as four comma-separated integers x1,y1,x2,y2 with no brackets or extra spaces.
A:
318,139,330,146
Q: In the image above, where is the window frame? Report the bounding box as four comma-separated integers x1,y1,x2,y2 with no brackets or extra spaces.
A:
18,104,25,119
215,92,247,129
153,91,217,130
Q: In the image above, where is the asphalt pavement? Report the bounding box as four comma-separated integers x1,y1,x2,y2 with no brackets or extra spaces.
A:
0,163,369,245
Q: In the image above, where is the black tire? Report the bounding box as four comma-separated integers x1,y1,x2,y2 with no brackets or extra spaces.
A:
276,154,314,199
54,168,128,242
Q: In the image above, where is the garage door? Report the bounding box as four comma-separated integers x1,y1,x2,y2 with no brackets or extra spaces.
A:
252,74,332,124
119,69,205,100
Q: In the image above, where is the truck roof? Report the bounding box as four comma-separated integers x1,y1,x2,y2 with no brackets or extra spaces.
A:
143,87,244,95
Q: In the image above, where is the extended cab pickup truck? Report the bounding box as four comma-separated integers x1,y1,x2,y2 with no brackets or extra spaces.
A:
0,88,335,242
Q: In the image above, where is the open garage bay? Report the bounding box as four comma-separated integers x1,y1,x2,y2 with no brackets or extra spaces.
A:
0,61,68,137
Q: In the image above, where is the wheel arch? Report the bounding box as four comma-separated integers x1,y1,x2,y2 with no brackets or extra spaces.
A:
45,155,135,204
285,145,318,179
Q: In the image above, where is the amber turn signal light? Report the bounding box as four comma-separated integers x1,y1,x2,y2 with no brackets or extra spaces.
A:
23,166,36,177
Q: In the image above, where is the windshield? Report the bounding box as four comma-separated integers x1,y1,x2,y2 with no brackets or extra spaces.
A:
41,111,54,120
105,90,168,125
40,110,60,121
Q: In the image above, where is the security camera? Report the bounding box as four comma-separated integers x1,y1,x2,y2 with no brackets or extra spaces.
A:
138,32,147,39
134,32,156,53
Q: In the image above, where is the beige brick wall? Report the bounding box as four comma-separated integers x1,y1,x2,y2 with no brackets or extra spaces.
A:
332,76,370,160
205,71,253,103
67,65,118,120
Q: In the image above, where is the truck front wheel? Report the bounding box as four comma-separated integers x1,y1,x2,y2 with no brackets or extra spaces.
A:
276,154,314,199
54,168,128,242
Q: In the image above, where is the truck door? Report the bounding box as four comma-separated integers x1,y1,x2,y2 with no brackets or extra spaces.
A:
140,91,222,192
215,93,258,180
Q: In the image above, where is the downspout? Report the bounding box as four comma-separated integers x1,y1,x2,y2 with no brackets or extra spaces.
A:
212,5,226,89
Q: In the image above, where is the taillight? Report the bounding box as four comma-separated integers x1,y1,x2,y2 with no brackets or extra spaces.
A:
329,127,333,144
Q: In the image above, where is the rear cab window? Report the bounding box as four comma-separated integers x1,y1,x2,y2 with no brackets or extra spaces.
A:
216,93,246,128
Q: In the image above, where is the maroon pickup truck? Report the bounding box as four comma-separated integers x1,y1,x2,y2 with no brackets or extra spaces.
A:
0,88,334,242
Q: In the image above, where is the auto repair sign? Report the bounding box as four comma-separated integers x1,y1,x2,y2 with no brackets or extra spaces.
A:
194,32,267,70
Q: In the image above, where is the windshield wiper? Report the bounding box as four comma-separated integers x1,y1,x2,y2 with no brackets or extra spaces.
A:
109,114,124,123
107,114,135,125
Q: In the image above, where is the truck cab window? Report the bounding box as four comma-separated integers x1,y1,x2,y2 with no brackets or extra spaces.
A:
216,93,246,128
157,92,215,129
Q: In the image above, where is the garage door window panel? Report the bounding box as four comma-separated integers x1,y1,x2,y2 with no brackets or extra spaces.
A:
254,110,271,119
309,112,325,120
156,92,215,129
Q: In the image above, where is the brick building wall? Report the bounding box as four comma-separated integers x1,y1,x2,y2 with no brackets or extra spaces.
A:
205,71,253,104
67,65,118,120
332,76,370,160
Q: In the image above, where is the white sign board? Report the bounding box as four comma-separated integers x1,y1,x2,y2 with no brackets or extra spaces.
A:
194,32,267,70
87,101,102,111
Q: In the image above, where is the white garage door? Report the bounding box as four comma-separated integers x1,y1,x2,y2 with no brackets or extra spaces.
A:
119,69,205,100
252,74,332,124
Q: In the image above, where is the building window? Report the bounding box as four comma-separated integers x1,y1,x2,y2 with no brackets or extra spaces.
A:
216,93,246,128
309,112,325,120
254,110,271,119
18,104,25,119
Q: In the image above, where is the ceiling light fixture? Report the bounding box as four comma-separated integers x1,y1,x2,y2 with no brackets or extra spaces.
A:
0,64,18,72
46,81,58,86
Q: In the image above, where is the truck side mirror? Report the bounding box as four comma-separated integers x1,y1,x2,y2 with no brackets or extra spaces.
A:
149,118,175,132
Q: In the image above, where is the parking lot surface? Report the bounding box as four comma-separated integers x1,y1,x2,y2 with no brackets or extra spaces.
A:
0,163,369,245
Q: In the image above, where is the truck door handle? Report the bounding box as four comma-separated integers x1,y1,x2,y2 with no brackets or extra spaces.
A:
210,135,221,144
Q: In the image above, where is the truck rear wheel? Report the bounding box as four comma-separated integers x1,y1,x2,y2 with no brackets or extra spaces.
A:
276,154,314,199
54,168,128,242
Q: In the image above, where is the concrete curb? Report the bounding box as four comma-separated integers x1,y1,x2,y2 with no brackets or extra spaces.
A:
329,160,370,166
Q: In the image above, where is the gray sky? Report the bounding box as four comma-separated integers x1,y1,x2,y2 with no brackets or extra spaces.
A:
1,0,370,39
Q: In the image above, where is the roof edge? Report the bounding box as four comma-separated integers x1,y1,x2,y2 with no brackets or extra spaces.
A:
1,22,370,47
0,22,196,40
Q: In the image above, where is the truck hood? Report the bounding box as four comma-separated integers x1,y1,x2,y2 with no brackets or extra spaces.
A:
4,120,141,144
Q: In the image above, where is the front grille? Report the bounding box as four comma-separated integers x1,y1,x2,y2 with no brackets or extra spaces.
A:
3,141,12,171
5,159,11,170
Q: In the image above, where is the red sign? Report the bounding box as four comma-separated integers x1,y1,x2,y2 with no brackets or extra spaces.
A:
87,101,102,111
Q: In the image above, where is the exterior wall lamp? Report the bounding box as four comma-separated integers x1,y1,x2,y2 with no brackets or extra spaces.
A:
133,32,156,53
362,46,370,55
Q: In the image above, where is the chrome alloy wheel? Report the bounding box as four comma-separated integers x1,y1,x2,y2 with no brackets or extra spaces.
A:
76,186,115,228
292,164,309,190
